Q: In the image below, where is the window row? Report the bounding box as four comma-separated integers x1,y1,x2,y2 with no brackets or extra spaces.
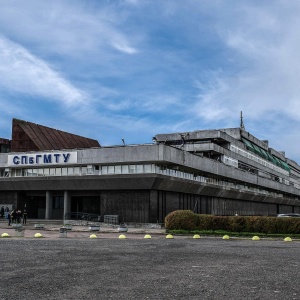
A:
8,164,156,177
230,145,289,176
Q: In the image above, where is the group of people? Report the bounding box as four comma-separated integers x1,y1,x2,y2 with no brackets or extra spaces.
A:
1,206,28,225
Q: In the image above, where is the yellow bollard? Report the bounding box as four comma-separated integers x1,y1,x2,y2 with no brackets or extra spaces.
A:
34,233,43,238
166,234,173,239
252,236,260,241
193,234,201,239
90,234,97,239
1,233,10,238
119,234,126,239
284,237,292,242
144,234,151,239
222,235,230,240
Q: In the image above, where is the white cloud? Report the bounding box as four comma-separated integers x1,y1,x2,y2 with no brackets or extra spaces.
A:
0,1,138,58
193,2,300,124
0,36,88,106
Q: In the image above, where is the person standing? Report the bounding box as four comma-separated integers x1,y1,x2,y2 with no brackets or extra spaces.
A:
11,209,17,223
1,206,4,219
8,211,11,226
22,210,27,225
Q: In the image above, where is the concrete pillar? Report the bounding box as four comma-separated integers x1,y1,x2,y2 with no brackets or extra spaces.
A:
45,191,53,220
64,191,71,220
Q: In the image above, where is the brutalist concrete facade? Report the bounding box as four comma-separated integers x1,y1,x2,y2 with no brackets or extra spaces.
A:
1,126,300,223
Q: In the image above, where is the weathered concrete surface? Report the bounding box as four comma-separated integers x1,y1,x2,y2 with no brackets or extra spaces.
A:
0,233,299,300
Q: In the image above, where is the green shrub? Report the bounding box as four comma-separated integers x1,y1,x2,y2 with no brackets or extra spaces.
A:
165,210,300,234
165,210,199,230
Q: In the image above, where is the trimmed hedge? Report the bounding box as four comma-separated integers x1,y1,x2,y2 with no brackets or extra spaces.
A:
165,210,300,234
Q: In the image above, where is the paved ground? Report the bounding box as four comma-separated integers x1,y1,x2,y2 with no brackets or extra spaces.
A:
0,221,300,300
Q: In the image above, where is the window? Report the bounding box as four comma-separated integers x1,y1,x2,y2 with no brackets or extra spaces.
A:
87,165,94,175
101,166,107,174
144,164,153,173
81,166,87,175
53,196,64,209
74,167,80,175
129,165,136,173
67,167,74,175
136,165,143,173
122,165,129,174
108,166,115,174
115,165,122,174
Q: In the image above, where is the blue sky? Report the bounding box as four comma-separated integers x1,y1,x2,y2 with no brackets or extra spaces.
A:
1,0,300,162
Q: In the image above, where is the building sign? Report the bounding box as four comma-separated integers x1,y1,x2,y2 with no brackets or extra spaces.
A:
7,152,78,167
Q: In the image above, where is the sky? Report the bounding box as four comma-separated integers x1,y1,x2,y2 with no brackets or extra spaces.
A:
1,0,300,162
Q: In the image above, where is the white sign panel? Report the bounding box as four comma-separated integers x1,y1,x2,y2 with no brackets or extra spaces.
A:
8,152,78,167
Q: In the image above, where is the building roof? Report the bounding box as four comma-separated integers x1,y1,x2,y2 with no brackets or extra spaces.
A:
10,119,100,152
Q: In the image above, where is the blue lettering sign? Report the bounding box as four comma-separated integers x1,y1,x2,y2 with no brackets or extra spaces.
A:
13,156,20,165
63,153,70,163
29,157,34,164
21,156,28,164
54,154,60,163
36,154,42,164
44,154,52,163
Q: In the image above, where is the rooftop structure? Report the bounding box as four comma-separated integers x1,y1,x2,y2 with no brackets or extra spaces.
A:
10,118,100,152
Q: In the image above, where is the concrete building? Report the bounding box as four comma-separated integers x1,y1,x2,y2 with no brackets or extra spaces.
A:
0,118,300,223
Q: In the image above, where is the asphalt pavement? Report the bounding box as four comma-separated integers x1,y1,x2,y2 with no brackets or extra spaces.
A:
0,220,299,300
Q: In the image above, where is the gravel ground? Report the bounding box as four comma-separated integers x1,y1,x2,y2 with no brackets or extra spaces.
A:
0,234,299,300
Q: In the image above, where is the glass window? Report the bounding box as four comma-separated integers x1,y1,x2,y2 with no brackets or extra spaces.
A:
56,168,61,176
144,164,153,173
68,167,74,175
44,168,50,176
108,166,115,174
136,165,143,173
74,167,80,175
101,166,107,174
81,166,87,175
62,168,67,176
115,165,121,174
129,165,136,173
53,196,64,209
87,165,94,175
121,165,129,174
32,169,38,176
37,169,43,176
49,168,55,176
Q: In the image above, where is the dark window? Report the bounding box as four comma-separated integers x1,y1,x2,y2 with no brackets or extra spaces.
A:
53,196,64,209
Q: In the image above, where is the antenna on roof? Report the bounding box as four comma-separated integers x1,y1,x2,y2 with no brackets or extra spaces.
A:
122,138,125,146
240,111,245,130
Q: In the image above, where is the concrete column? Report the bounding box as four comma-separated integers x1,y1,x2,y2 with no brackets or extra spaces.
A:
45,191,53,220
64,191,71,220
